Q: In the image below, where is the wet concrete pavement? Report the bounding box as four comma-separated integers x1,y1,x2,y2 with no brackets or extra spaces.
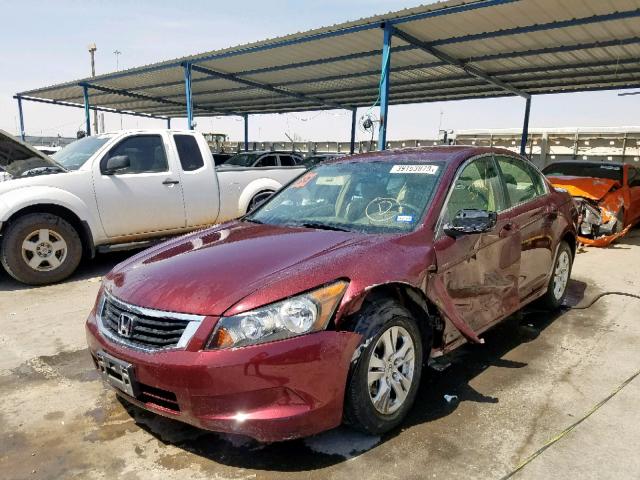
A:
1,231,640,479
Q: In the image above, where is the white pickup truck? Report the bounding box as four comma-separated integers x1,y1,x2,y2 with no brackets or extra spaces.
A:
0,129,306,285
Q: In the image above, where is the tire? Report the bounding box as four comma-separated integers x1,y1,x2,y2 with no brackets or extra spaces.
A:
537,240,573,310
344,298,426,435
247,190,274,213
1,213,83,285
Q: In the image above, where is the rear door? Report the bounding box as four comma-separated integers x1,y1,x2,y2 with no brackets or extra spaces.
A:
172,133,220,227
93,134,186,238
433,155,520,334
495,155,553,300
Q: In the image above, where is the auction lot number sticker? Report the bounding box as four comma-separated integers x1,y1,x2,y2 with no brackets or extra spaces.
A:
390,165,439,174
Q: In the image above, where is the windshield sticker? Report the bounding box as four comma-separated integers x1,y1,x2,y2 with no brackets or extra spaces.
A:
316,175,347,186
396,214,414,223
292,172,317,188
390,165,439,174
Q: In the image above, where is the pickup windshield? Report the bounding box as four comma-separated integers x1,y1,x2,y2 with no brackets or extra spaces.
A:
542,162,623,182
53,135,112,170
247,161,444,233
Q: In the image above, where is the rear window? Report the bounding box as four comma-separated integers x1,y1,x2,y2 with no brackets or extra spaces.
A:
279,155,297,166
174,135,204,171
542,162,623,182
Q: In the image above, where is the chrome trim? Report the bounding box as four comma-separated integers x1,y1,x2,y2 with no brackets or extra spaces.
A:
96,290,206,353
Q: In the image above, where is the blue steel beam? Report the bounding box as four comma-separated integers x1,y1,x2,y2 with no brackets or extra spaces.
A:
391,26,529,98
520,97,532,156
14,95,169,121
16,96,25,141
350,108,357,154
82,85,91,135
243,113,249,151
378,23,393,151
184,63,194,130
189,63,351,110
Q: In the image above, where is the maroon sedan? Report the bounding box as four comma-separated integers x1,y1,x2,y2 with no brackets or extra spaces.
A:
86,147,577,442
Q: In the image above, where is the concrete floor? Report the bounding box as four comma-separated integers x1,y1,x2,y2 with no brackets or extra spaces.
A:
1,229,640,480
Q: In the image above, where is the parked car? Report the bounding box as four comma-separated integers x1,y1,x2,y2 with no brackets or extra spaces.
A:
302,152,346,169
542,161,640,246
210,152,233,166
0,129,305,285
222,150,304,168
86,146,577,442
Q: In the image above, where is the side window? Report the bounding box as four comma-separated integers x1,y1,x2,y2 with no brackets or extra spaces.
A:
174,135,204,171
278,155,296,167
256,155,278,168
629,167,640,187
102,135,168,174
443,157,505,225
495,156,541,207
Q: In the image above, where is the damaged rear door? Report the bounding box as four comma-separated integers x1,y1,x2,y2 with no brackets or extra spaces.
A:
430,155,521,343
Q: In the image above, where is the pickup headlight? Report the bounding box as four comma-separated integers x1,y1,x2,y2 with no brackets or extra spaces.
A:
207,281,348,349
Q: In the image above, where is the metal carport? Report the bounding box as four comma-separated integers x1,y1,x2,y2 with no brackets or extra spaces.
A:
14,0,640,155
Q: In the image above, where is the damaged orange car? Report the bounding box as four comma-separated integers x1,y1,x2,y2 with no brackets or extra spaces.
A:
542,161,640,246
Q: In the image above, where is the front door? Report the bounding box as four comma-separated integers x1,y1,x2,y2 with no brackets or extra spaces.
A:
433,155,521,335
93,134,186,238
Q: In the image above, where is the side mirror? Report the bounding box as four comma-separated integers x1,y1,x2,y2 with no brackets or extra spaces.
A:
444,209,497,237
103,155,130,175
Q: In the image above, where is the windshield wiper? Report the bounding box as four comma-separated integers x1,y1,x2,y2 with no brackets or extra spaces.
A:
299,222,351,232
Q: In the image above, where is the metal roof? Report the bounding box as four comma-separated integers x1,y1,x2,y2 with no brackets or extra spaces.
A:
17,0,640,120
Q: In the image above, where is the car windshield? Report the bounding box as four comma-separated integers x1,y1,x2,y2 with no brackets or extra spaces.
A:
543,162,623,182
53,135,112,170
247,160,444,233
225,153,259,167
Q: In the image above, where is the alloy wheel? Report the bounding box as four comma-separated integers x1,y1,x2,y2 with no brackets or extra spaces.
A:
367,325,416,415
21,229,68,272
553,250,570,300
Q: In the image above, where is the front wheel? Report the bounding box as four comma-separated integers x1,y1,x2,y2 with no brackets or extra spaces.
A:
344,299,425,435
1,213,83,285
537,241,573,310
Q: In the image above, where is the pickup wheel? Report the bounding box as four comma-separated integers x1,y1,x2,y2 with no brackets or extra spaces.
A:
537,240,573,310
1,213,83,285
344,298,425,435
247,190,275,213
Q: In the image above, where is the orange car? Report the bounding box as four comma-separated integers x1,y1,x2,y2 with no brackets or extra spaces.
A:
542,161,640,247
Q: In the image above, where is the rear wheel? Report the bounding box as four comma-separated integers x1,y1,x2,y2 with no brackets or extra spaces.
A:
537,241,572,310
344,298,425,435
1,213,82,285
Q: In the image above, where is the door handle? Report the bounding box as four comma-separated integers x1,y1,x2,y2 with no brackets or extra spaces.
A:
546,205,558,220
162,179,180,185
499,222,514,238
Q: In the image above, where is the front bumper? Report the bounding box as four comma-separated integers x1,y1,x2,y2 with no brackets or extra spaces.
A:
86,313,361,442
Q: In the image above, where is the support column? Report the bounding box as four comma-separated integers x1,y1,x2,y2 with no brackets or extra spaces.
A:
183,63,194,130
350,108,357,154
519,96,531,157
167,118,171,129
243,113,249,151
378,23,393,151
82,85,91,136
16,96,25,141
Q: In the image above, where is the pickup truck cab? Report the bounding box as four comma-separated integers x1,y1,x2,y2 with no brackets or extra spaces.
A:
0,129,305,285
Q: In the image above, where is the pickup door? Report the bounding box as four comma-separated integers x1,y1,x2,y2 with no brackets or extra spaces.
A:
93,134,187,238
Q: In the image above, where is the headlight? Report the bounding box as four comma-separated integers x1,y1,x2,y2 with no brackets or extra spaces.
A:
206,281,348,349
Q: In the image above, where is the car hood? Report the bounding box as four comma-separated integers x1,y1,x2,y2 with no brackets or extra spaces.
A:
104,221,387,316
0,129,65,180
546,175,620,201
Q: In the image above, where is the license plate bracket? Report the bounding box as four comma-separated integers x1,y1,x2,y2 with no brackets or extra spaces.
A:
95,350,139,397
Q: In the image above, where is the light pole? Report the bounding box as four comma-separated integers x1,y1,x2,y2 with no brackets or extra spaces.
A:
114,50,123,129
88,43,98,134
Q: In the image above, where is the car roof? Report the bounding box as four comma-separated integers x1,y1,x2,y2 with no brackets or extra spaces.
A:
543,160,624,169
326,145,520,166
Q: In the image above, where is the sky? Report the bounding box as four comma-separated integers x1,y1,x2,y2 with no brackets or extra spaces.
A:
1,0,638,143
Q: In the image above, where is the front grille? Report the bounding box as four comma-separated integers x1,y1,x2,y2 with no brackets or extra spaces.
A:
98,292,205,351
